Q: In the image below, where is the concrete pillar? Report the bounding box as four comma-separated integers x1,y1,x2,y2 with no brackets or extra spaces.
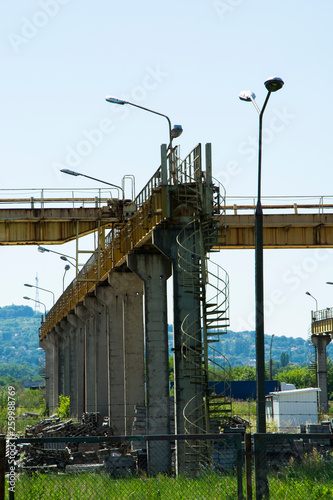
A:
153,226,203,473
97,282,126,434
67,312,85,418
108,270,145,436
39,337,51,414
311,334,331,411
55,321,71,398
127,252,172,473
84,295,109,419
46,329,59,414
76,304,95,413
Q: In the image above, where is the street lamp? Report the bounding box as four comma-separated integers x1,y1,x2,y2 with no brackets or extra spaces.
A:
60,255,76,267
60,169,125,199
239,76,284,436
23,296,46,315
63,264,70,292
105,96,183,151
306,291,318,311
24,283,55,306
38,246,77,264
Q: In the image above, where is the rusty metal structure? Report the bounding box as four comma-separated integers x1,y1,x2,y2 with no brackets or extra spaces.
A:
2,143,333,471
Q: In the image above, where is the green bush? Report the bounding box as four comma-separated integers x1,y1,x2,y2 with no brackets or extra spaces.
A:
57,395,70,419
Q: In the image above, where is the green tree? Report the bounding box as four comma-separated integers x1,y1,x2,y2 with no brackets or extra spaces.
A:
232,365,256,381
280,352,290,368
277,365,315,388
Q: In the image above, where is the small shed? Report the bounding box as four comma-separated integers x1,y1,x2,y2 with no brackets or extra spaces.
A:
266,388,320,432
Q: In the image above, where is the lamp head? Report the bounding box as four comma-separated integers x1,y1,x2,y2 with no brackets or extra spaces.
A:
38,246,48,253
24,284,33,288
171,125,183,139
64,264,70,271
264,77,284,93
238,90,256,102
60,168,80,177
23,296,31,300
305,291,311,296
105,95,127,105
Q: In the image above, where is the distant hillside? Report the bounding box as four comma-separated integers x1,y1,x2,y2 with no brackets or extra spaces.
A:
0,305,43,379
1,306,331,380
168,329,327,368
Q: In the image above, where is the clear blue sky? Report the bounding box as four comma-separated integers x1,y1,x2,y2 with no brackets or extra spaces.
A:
1,0,333,339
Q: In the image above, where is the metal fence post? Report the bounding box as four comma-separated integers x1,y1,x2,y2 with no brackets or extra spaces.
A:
245,433,253,499
236,434,244,500
254,433,269,499
0,434,5,500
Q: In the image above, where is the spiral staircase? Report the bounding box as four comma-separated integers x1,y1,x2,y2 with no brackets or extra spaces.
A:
173,145,233,468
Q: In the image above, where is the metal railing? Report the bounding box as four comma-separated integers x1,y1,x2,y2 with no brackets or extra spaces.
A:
0,188,120,210
312,307,333,323
225,195,333,215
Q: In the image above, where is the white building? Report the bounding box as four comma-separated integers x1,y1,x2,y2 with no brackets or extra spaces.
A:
266,388,320,432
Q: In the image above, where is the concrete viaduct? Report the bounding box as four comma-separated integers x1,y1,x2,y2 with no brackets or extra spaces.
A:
2,143,333,471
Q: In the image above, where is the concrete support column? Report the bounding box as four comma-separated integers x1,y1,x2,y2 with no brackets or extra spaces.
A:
84,295,109,419
127,252,172,473
76,304,95,414
153,226,203,473
46,330,59,414
311,334,331,411
108,270,145,436
97,282,126,434
55,324,65,399
67,312,85,418
39,337,51,414
55,320,71,398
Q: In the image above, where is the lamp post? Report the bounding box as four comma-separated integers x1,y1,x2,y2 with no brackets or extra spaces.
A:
105,96,183,152
23,296,46,315
239,77,284,435
240,77,284,499
269,334,275,380
63,264,70,292
306,291,318,311
60,169,125,199
24,283,55,306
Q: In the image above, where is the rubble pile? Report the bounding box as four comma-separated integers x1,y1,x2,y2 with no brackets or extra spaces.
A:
17,413,137,475
25,412,114,439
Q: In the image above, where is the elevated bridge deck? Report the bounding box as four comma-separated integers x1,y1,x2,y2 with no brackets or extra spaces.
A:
1,151,332,338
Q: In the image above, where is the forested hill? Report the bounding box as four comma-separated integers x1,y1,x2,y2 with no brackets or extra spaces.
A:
0,306,332,381
168,328,332,368
0,305,42,379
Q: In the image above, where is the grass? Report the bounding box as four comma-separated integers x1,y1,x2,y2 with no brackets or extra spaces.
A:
267,450,333,499
8,471,239,500
7,449,333,499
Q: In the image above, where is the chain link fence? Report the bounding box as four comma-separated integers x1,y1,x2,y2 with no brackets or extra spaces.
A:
2,433,243,499
2,430,333,499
